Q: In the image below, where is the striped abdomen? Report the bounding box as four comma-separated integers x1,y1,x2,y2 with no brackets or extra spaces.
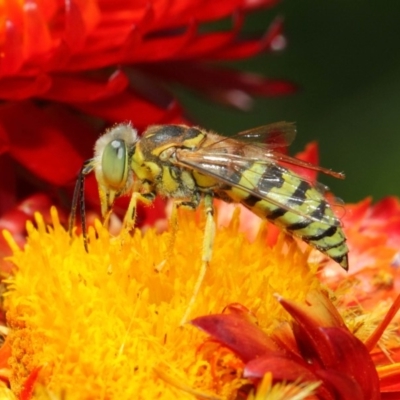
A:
221,161,349,270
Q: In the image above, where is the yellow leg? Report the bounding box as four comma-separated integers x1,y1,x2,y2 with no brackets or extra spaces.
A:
116,191,155,247
153,201,180,273
167,201,179,259
123,191,155,231
180,193,215,325
123,192,138,230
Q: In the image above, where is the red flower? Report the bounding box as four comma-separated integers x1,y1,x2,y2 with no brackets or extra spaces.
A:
0,0,295,250
320,197,400,309
193,291,400,399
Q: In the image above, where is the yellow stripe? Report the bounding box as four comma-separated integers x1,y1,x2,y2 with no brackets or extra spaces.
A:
182,132,206,148
228,163,265,201
311,230,346,249
326,243,348,257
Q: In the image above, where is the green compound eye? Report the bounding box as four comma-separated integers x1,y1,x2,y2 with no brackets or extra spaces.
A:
101,139,128,189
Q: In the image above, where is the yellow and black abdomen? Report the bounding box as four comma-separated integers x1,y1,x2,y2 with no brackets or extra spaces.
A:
221,161,349,270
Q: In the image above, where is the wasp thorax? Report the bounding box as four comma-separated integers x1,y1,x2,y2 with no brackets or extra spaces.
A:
101,139,128,190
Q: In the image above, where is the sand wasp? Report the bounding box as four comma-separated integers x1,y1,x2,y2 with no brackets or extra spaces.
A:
69,122,348,321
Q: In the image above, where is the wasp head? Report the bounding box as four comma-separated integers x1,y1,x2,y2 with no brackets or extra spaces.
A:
94,123,138,218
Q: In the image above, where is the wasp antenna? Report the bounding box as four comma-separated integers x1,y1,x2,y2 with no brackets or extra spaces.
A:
68,171,83,238
69,160,94,252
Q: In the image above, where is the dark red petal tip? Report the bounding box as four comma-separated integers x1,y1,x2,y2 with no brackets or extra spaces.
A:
244,355,318,382
192,313,282,362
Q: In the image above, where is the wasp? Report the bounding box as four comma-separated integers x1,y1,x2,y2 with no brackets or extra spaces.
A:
69,122,348,321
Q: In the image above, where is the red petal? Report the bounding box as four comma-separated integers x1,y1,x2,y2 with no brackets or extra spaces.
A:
292,141,319,183
144,63,295,110
0,101,96,185
342,197,372,226
0,75,51,99
0,193,53,234
379,367,400,391
0,193,58,264
381,392,400,400
146,62,296,95
277,292,351,368
369,197,400,221
222,303,258,322
0,4,24,75
244,355,318,381
192,313,282,362
80,22,199,66
22,1,53,58
73,91,185,128
317,328,380,400
315,369,364,400
20,367,42,400
137,196,167,227
186,0,244,22
63,0,101,49
277,291,347,333
0,338,12,370
269,321,301,356
242,0,281,12
45,70,129,102
364,294,400,352
0,154,16,215
214,16,285,60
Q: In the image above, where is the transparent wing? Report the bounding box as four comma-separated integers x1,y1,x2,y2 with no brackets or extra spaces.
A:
201,122,344,180
207,121,296,149
236,121,296,146
177,150,343,226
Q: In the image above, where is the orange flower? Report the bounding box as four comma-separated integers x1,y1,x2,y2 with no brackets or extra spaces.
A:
0,207,320,399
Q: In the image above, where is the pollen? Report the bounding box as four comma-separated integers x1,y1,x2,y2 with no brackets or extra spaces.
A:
3,207,320,399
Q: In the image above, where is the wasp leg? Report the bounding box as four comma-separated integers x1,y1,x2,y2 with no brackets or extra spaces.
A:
69,159,95,252
123,190,156,231
180,192,215,325
166,192,201,265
